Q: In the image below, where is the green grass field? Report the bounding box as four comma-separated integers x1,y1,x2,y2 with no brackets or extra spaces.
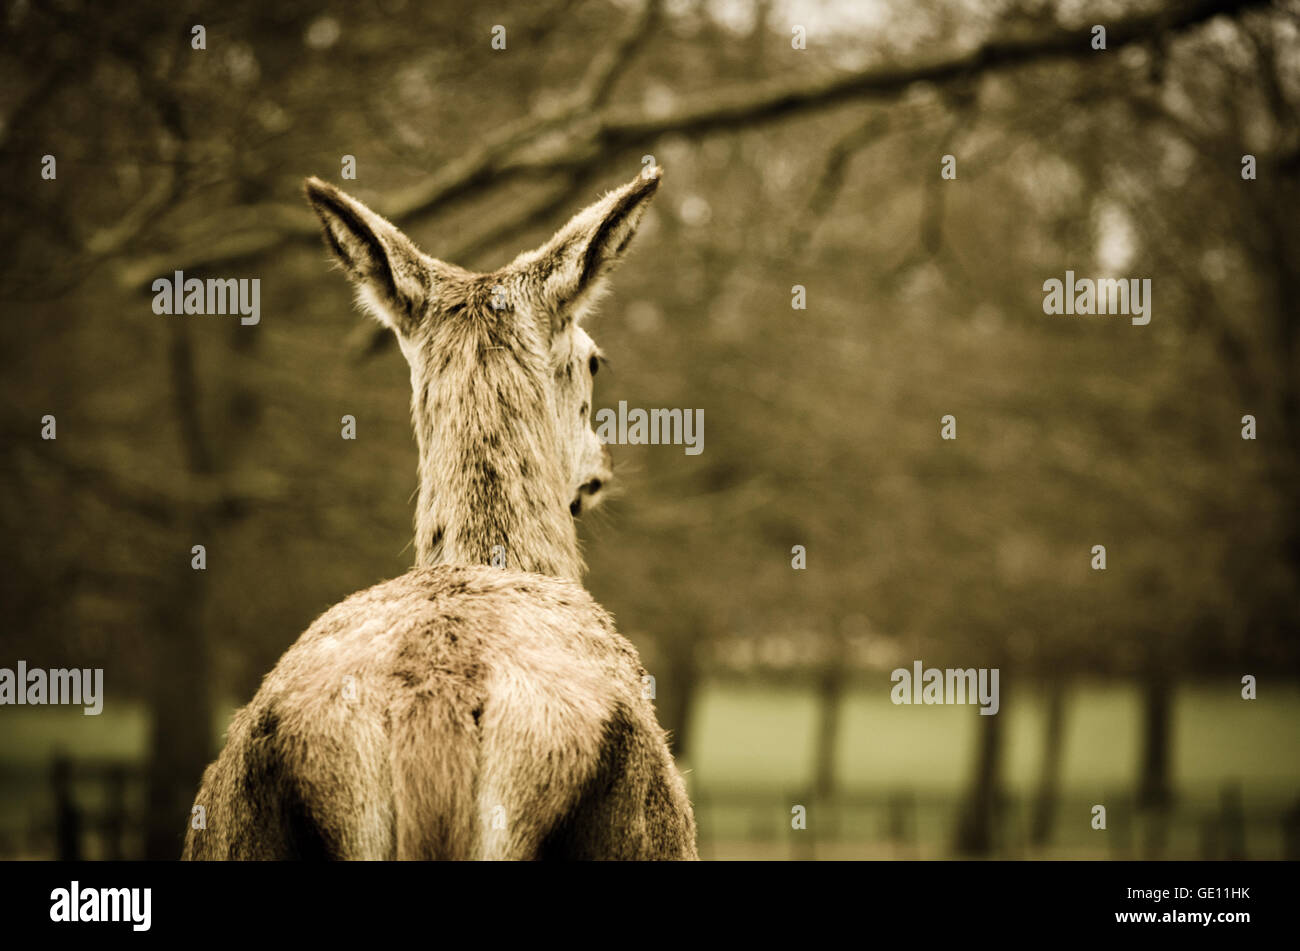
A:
2,680,1297,858
682,680,1300,858
685,680,1300,796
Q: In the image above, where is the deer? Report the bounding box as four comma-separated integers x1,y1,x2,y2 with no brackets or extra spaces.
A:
181,167,697,860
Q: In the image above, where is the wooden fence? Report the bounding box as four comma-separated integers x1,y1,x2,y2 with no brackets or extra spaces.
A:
4,757,1298,861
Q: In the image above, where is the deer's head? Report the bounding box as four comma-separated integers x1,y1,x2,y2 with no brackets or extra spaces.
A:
305,169,662,578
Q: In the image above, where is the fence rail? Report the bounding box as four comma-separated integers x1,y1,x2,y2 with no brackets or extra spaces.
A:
3,757,1298,860
690,786,1300,860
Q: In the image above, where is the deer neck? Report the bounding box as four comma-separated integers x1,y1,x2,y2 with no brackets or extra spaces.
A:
408,349,583,581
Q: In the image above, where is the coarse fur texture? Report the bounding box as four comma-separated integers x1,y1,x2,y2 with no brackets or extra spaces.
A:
183,168,697,860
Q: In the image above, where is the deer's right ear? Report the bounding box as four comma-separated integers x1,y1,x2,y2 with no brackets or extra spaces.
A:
304,177,427,336
521,168,663,330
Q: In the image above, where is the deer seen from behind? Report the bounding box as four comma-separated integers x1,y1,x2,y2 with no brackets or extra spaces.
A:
182,167,697,860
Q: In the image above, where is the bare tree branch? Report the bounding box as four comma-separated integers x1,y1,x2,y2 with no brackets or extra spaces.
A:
788,113,890,257
114,0,1268,292
11,444,290,526
114,0,663,289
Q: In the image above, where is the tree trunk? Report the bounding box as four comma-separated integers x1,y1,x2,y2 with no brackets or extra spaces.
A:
143,322,216,859
660,646,698,761
954,686,1006,857
812,663,844,802
1136,672,1174,813
1029,678,1067,849
1136,670,1174,859
143,565,212,858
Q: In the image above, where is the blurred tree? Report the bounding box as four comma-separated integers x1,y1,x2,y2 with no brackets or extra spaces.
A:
1,0,1294,860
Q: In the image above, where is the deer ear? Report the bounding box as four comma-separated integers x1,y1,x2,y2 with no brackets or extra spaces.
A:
304,177,427,335
523,168,662,324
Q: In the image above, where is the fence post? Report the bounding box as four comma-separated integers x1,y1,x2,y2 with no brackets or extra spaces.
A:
1108,791,1131,859
1281,796,1300,861
50,753,81,861
105,764,129,860
886,789,917,858
1219,782,1246,860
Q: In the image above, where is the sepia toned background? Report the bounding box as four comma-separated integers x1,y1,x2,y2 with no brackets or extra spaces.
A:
1,0,1298,860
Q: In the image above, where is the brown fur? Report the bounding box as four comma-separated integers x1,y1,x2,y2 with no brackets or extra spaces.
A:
183,169,697,860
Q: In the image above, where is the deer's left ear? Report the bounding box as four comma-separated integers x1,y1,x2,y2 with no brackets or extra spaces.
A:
518,168,662,326
304,177,429,336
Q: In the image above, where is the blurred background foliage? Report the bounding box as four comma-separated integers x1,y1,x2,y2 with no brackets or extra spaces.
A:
1,0,1298,859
